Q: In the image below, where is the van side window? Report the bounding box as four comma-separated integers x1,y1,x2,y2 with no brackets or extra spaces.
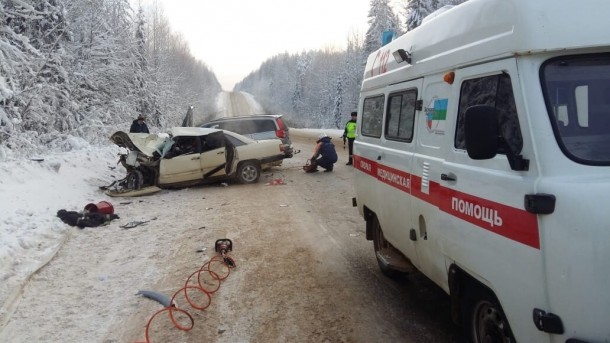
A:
455,73,523,154
362,95,385,138
385,90,417,142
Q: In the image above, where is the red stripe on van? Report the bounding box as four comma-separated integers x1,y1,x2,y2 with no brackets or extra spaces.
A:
354,155,540,249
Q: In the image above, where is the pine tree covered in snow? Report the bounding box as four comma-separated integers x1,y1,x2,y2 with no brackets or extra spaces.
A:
0,0,221,158
0,2,36,141
332,77,344,129
405,0,467,31
236,46,360,129
364,0,402,59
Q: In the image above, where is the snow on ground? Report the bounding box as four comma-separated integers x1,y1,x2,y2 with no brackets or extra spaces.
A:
0,142,120,320
0,90,234,307
0,92,344,334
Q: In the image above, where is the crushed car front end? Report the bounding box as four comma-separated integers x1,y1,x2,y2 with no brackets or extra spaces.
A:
110,131,170,189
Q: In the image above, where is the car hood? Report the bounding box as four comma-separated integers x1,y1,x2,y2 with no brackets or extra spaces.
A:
110,131,169,157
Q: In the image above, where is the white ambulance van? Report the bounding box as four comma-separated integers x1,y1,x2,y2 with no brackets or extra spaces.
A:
353,0,610,342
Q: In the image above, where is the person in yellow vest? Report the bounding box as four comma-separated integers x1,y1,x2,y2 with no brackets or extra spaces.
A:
343,111,357,165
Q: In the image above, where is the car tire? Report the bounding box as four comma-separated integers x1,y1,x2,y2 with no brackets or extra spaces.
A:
126,170,143,190
372,216,407,279
236,161,260,184
463,283,515,343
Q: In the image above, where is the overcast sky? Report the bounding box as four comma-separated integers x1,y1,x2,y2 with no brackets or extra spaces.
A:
145,0,380,90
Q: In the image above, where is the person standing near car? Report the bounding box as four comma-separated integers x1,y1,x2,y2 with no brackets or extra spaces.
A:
310,132,338,172
130,115,149,133
343,111,357,165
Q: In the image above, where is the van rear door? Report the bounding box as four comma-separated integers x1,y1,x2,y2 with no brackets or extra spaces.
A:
374,79,423,267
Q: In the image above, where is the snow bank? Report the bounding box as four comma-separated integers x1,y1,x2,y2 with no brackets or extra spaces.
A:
0,143,119,315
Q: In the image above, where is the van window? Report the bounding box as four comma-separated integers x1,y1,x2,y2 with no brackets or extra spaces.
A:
386,90,417,142
362,95,385,138
541,54,610,164
455,73,523,154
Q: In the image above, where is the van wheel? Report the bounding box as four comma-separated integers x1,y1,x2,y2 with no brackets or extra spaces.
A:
126,170,143,190
464,285,515,343
236,161,260,184
372,217,407,278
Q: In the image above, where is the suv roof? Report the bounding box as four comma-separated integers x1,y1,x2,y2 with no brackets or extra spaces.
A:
200,114,290,145
203,114,283,123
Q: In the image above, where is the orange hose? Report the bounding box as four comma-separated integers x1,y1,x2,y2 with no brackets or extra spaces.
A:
135,253,236,343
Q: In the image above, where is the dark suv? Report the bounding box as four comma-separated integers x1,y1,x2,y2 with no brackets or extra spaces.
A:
200,114,291,145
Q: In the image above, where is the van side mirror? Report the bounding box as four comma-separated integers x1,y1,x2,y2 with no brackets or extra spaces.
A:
464,105,529,171
464,105,498,160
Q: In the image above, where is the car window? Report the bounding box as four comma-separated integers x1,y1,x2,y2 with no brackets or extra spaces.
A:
167,136,200,157
255,119,277,132
203,118,279,135
202,131,225,152
220,121,242,133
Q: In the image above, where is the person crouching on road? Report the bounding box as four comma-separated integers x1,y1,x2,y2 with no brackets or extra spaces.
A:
130,115,150,133
310,132,338,172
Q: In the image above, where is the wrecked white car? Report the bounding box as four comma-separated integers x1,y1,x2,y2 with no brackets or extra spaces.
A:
108,127,292,194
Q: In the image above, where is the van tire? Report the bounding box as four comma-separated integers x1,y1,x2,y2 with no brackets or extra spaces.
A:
463,283,515,343
236,161,260,184
372,217,407,279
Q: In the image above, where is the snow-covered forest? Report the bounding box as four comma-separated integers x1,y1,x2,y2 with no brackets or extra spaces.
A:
0,0,221,159
0,0,465,158
235,0,465,129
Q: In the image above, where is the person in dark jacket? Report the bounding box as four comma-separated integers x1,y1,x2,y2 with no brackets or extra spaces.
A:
310,132,338,172
130,115,149,133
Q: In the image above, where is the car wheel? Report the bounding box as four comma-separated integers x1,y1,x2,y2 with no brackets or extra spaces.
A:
464,285,515,343
236,161,260,184
126,170,143,190
372,216,407,278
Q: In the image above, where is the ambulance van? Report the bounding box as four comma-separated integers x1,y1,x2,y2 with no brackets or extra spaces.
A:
353,0,610,342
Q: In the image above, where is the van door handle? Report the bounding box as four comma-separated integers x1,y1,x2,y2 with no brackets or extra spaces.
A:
441,173,456,181
217,151,224,155
191,156,200,160
377,155,382,161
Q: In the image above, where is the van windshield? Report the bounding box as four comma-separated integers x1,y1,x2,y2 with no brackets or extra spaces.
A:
541,54,610,165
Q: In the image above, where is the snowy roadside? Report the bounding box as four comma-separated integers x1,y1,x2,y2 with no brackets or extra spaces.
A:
0,126,341,319
0,91,255,321
0,142,120,322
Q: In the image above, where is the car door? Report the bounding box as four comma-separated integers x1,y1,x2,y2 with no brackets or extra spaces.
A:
159,136,205,184
200,131,229,178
